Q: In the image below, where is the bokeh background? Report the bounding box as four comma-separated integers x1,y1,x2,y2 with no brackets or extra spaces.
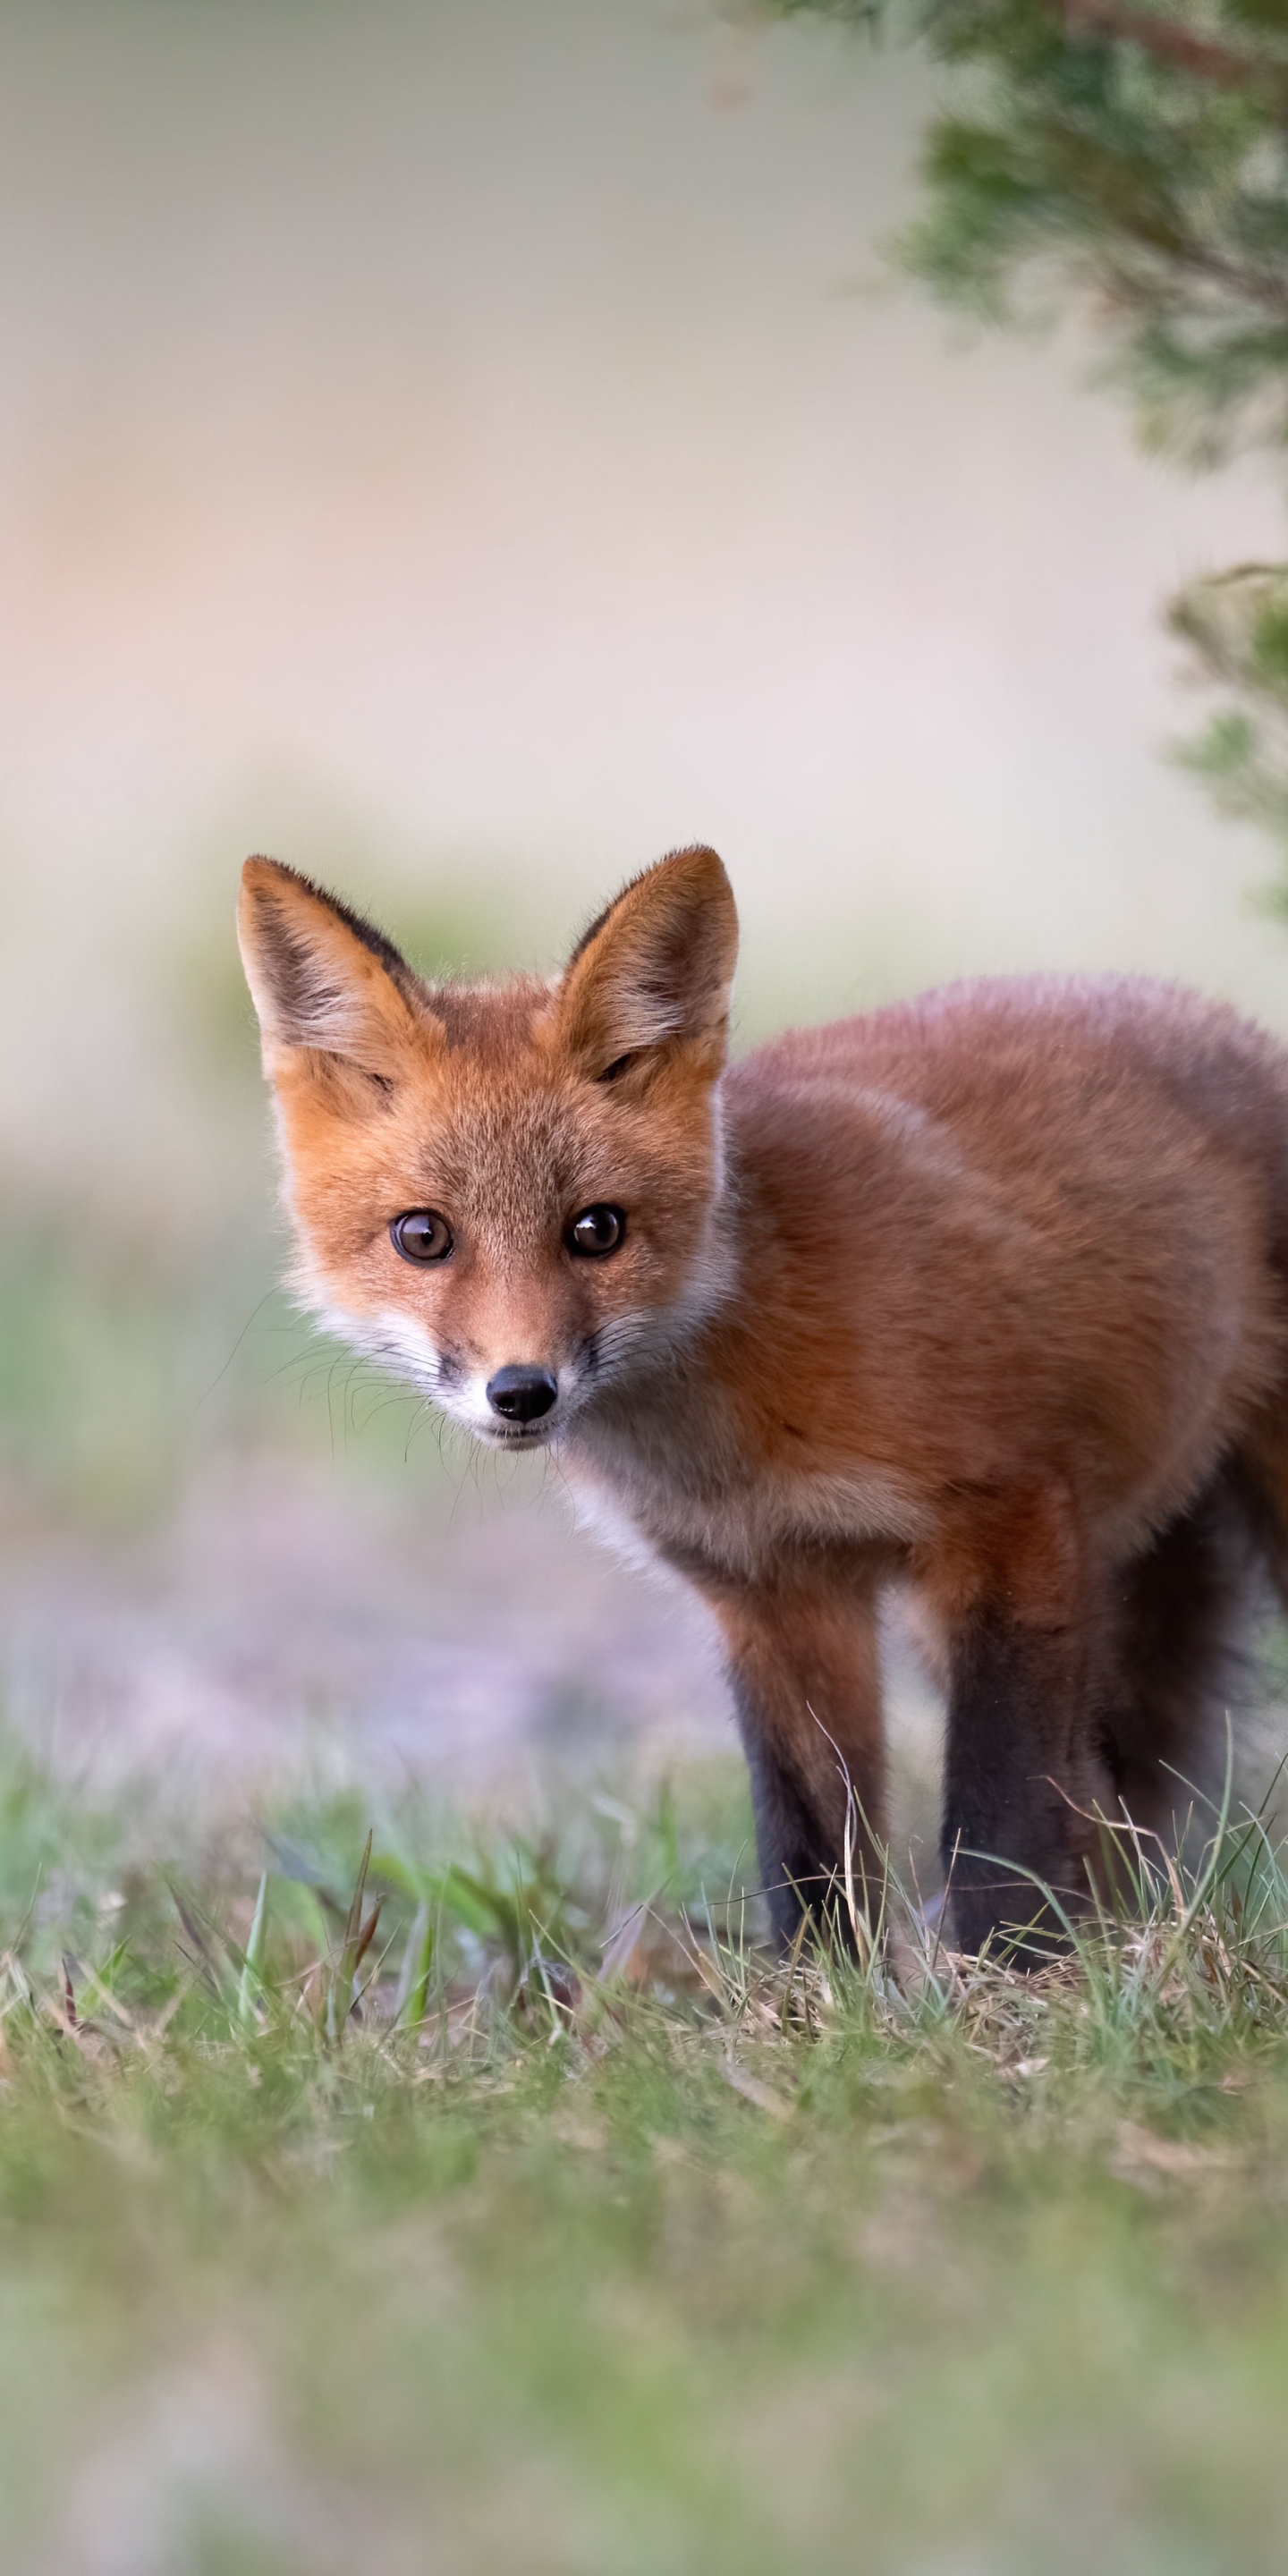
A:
4,0,1285,1827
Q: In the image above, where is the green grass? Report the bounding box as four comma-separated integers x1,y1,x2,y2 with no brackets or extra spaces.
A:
0,1746,1287,2570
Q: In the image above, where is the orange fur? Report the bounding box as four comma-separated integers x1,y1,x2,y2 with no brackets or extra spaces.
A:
239,847,1288,1951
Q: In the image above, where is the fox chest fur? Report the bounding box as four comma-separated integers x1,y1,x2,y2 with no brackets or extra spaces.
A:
239,844,1288,1953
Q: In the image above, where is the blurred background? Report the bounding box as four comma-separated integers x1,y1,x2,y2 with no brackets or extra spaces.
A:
4,0,1285,1834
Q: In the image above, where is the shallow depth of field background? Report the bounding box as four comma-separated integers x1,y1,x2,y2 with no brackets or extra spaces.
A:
6,9,1288,2571
4,0,1285,1815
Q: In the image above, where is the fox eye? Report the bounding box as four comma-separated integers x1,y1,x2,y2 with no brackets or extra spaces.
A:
567,1204,625,1258
390,1209,453,1265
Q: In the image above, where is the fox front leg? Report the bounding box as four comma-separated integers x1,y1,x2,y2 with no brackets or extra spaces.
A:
711,1562,886,1951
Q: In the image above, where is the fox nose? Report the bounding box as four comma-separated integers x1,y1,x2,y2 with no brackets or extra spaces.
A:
486,1364,558,1424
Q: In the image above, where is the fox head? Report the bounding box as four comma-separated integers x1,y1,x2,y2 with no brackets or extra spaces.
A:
238,845,739,1447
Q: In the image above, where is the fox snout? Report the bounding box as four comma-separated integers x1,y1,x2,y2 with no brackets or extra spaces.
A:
379,1304,589,1447
438,1347,567,1445
485,1364,560,1427
442,1329,607,1446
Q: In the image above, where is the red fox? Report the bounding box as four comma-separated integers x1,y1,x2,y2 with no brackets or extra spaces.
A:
239,843,1288,1952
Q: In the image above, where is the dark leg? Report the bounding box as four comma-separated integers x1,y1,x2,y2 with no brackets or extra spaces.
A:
711,1563,885,1951
942,1612,1111,1955
1103,1481,1253,1850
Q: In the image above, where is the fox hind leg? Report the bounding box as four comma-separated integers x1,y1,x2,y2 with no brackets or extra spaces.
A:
1101,1481,1255,1860
941,1610,1111,1955
941,1492,1255,1953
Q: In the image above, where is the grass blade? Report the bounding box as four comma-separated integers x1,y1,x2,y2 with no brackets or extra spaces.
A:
237,1871,270,2029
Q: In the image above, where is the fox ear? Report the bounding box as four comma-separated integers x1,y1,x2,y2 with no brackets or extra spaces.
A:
555,845,738,1082
238,858,436,1085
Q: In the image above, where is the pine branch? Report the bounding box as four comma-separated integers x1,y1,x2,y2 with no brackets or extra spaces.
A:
1058,0,1282,98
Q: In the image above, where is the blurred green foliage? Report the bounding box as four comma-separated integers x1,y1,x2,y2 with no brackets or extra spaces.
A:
0,1220,239,1525
0,1212,453,1529
1169,558,1288,909
757,0,1288,890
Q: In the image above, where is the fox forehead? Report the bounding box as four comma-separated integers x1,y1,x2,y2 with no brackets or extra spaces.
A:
297,985,686,1255
393,1051,631,1245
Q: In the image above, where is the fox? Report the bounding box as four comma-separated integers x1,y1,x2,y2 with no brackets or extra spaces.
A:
238,841,1288,1953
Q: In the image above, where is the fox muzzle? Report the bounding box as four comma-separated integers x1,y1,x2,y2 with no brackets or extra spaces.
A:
485,1365,559,1426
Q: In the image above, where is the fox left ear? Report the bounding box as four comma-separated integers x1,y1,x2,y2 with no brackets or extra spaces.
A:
555,845,738,1082
238,857,436,1090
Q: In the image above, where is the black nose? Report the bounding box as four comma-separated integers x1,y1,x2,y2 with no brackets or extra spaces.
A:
486,1364,558,1424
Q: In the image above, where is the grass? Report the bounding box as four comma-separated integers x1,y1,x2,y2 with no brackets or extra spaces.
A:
0,1744,1286,2570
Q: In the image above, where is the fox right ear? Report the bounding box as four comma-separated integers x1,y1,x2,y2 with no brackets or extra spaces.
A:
555,844,738,1083
237,859,436,1085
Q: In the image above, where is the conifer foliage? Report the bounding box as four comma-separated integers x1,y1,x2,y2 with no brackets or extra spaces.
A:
768,0,1288,896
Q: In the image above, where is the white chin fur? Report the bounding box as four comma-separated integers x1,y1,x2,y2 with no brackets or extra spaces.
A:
471,1417,558,1450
